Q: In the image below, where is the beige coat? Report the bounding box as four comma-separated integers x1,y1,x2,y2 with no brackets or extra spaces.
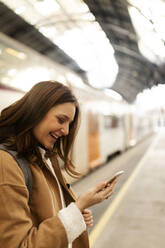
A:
0,150,89,248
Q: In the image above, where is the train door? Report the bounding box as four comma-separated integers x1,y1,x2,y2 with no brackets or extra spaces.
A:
128,113,136,146
87,109,101,169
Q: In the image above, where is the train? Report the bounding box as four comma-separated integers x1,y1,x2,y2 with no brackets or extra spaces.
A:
0,32,156,182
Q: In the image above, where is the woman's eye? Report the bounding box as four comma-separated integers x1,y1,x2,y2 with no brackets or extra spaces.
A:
57,117,65,124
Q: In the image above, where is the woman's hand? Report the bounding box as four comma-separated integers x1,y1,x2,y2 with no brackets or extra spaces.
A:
82,209,93,227
75,179,117,212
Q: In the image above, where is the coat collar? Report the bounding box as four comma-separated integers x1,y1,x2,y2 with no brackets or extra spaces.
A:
49,155,76,201
39,147,76,201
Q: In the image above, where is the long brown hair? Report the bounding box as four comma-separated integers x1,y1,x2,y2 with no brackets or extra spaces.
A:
0,81,81,178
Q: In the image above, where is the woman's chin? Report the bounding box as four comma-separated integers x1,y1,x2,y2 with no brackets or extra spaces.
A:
45,142,55,150
39,141,54,151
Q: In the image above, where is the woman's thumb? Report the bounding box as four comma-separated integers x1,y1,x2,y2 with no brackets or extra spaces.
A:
94,182,106,193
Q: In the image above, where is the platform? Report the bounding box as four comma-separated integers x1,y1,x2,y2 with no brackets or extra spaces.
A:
72,129,165,248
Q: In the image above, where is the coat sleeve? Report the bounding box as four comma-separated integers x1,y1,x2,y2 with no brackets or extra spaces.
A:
0,151,68,248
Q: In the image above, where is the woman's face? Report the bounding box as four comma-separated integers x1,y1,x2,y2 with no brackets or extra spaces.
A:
33,102,76,150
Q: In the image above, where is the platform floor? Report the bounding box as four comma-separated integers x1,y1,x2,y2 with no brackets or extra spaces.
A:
72,129,165,248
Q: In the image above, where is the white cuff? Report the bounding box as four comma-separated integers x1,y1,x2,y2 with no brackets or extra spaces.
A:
58,202,86,243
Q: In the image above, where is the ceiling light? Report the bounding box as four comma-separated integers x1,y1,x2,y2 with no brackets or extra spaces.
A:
10,67,51,91
15,6,25,15
34,0,60,16
39,27,56,39
5,48,26,60
8,69,17,76
82,13,95,21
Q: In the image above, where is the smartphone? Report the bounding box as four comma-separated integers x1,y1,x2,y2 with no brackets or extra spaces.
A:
106,170,124,185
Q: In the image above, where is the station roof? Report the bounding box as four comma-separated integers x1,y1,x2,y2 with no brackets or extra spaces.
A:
84,0,165,102
0,1,164,102
0,2,88,80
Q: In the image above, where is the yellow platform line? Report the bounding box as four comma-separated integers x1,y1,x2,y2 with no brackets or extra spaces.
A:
89,133,159,248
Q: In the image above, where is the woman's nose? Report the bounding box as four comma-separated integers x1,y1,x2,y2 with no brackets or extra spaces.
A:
61,124,69,136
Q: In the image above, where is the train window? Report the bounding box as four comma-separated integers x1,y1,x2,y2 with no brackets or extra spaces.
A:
104,115,120,129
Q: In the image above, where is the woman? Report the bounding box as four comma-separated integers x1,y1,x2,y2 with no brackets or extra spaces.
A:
0,81,117,248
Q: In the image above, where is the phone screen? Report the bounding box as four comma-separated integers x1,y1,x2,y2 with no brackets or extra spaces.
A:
106,170,124,184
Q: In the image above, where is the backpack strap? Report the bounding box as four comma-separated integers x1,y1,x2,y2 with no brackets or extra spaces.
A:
0,144,33,203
